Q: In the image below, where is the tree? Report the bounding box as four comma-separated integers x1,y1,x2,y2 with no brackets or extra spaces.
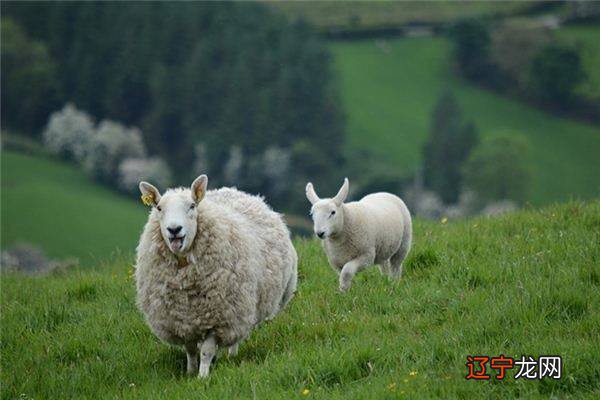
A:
3,3,345,211
462,135,531,205
450,19,491,81
43,104,95,162
490,21,552,90
529,44,586,105
422,92,479,204
1,18,58,135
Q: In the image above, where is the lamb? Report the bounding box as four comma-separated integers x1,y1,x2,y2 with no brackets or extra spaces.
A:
135,175,297,378
305,178,412,292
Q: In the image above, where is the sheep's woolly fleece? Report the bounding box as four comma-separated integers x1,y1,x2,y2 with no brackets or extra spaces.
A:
135,187,297,347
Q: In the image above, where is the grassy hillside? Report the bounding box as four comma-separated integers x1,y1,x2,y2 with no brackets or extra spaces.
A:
2,201,598,398
1,151,147,265
267,1,534,32
331,37,600,205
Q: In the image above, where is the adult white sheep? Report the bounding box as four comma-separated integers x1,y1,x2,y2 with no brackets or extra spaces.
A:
135,175,297,378
305,178,412,292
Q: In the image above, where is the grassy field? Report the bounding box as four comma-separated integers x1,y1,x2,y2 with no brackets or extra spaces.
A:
267,1,534,32
2,201,599,398
1,150,147,265
557,24,600,100
331,37,600,205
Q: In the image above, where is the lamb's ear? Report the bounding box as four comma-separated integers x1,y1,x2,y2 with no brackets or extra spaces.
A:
306,182,320,205
139,181,161,207
191,175,208,203
333,178,349,206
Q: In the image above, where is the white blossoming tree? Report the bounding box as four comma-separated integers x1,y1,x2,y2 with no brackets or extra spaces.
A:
118,157,171,194
43,103,95,162
84,120,146,183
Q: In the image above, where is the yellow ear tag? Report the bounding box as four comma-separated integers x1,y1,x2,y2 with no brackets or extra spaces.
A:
141,193,154,206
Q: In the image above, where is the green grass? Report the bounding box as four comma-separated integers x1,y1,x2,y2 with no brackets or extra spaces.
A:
331,37,600,205
1,150,147,265
557,24,600,100
2,201,599,398
267,1,534,32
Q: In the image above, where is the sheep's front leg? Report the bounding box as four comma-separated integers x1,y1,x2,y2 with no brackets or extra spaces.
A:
184,342,198,376
198,334,217,378
339,255,373,292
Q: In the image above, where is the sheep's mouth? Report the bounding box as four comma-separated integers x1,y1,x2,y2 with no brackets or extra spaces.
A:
169,235,185,252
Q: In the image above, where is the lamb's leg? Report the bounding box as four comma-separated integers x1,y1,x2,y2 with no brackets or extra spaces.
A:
184,342,198,376
339,254,373,292
199,334,217,378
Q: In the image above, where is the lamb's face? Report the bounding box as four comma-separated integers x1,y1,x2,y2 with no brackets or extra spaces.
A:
139,175,208,256
310,199,344,239
305,178,349,240
155,190,198,255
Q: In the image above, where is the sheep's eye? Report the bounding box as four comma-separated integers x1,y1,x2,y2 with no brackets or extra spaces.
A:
330,210,336,216
156,206,162,212
189,203,196,210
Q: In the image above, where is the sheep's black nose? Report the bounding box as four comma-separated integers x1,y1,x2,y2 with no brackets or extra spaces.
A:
167,225,182,235
317,231,325,239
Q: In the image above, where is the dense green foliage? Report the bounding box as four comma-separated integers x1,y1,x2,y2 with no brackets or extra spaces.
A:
449,20,492,82
2,201,599,398
422,92,479,203
2,3,345,210
463,136,531,204
557,25,600,100
0,150,146,265
449,18,594,114
0,18,58,135
330,37,600,205
530,44,587,104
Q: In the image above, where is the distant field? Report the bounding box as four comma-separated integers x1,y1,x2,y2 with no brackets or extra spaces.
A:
557,24,600,100
267,1,534,32
3,201,599,398
0,151,146,264
330,37,600,205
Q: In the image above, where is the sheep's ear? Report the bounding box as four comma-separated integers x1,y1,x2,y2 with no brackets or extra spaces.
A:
306,182,320,205
333,178,349,206
139,181,161,207
191,175,208,203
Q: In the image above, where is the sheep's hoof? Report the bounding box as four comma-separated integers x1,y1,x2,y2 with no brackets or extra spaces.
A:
338,283,351,293
228,343,239,357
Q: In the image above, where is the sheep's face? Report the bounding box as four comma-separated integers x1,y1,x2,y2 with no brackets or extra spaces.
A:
305,178,349,240
140,175,208,256
155,191,199,254
310,200,344,239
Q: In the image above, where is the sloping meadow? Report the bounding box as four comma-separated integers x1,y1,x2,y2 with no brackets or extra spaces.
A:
2,201,599,398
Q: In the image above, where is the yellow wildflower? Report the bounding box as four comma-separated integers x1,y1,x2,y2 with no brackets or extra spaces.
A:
141,193,154,206
441,217,448,224
302,389,310,396
409,370,418,376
